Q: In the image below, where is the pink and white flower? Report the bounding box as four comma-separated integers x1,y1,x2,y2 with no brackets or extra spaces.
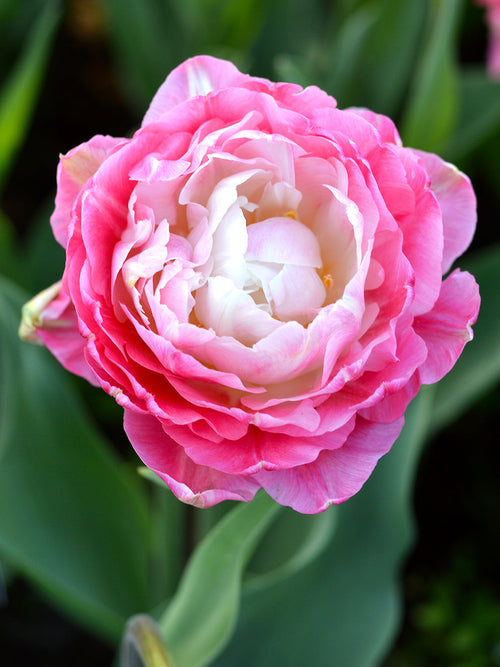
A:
21,56,480,513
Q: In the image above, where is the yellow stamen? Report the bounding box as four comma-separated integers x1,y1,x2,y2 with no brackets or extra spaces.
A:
322,273,333,289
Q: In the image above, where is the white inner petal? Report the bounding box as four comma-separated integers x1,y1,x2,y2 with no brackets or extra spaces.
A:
269,264,326,324
246,216,322,267
194,275,282,345
123,141,352,347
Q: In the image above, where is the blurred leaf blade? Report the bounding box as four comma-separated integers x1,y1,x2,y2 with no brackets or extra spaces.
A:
446,68,500,160
0,277,151,641
216,389,434,667
0,0,61,191
245,506,337,593
0,209,24,286
159,492,280,667
99,0,185,112
402,0,462,152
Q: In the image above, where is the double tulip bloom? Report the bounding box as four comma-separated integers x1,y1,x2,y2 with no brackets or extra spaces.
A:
21,57,479,513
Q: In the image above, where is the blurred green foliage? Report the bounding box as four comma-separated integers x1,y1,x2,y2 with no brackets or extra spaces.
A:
0,0,499,665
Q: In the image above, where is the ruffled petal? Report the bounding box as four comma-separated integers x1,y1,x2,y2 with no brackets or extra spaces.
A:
255,416,404,513
410,149,477,274
142,55,253,125
124,409,260,506
19,281,97,385
51,135,126,248
414,270,480,384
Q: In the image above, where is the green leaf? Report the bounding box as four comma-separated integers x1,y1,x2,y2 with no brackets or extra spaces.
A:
446,68,500,160
215,389,434,667
361,0,427,115
431,244,500,431
23,197,65,294
245,506,337,592
338,0,426,114
0,277,151,641
99,0,185,112
0,0,61,191
158,492,280,667
0,209,24,286
401,0,462,152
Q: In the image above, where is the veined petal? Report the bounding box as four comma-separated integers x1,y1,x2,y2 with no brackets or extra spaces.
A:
124,410,260,507
255,416,404,513
51,135,126,248
411,149,477,274
142,55,256,125
415,270,480,384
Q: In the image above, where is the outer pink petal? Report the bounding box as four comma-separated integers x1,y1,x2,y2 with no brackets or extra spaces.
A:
348,107,403,146
255,416,404,513
414,269,480,384
411,149,477,273
142,55,251,125
162,418,356,475
124,410,260,507
51,135,126,248
19,281,97,385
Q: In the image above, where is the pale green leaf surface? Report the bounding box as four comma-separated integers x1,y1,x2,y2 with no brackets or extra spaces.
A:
215,389,434,667
0,277,151,641
159,492,280,667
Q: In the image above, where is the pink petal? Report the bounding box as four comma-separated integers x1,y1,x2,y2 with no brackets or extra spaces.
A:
348,107,403,145
392,147,443,315
142,55,250,126
51,135,126,248
19,282,97,385
414,269,480,384
255,416,404,513
162,418,356,476
124,410,260,507
246,216,322,267
410,149,477,273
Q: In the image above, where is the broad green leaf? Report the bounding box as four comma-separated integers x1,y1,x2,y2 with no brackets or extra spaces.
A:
216,389,434,667
245,506,337,592
158,491,280,667
401,0,462,152
431,244,500,431
0,277,151,641
0,1,61,191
